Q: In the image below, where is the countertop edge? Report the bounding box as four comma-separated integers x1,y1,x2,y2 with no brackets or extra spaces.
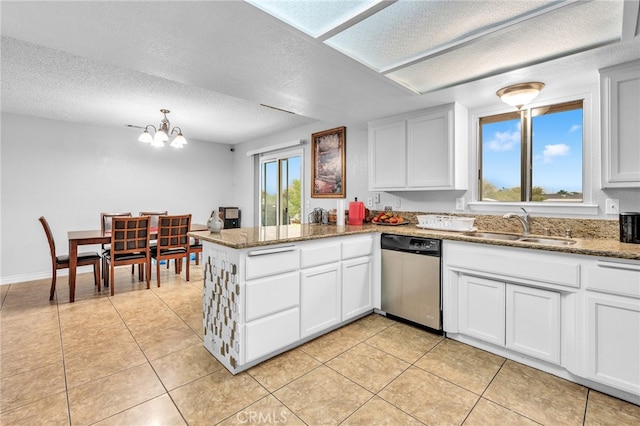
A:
189,225,640,261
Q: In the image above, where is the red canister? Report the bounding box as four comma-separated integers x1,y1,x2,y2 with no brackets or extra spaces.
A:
348,198,365,226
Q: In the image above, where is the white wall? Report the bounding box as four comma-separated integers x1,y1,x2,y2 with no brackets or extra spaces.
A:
232,80,639,226
1,113,234,283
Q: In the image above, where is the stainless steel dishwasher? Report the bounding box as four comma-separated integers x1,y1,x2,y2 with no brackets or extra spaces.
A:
381,233,442,332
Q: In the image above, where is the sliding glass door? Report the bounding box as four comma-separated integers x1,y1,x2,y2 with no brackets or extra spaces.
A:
260,150,302,226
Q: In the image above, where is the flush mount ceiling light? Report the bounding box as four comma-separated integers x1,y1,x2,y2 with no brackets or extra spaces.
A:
138,109,187,148
496,82,545,110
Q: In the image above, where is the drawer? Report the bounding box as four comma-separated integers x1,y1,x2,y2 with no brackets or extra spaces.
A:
244,307,300,362
342,236,373,260
245,272,300,322
300,243,341,268
245,245,299,280
585,260,640,299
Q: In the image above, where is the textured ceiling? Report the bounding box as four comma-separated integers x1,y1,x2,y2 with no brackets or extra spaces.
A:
1,1,639,145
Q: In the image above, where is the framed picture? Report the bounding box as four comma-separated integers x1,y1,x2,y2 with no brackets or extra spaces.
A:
311,126,346,198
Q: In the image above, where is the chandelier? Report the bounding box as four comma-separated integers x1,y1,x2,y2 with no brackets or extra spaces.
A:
496,82,545,110
138,109,187,148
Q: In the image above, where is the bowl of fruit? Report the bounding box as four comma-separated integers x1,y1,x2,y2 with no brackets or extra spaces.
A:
371,212,407,225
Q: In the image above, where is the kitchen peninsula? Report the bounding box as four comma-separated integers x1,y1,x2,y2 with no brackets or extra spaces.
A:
190,222,640,405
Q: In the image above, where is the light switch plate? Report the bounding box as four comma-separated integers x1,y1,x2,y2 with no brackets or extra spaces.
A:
455,198,465,211
366,197,373,207
605,199,619,214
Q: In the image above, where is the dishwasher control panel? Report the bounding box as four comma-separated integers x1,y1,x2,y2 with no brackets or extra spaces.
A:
381,233,441,256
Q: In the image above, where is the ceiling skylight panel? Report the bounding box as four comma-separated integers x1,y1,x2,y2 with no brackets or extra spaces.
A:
324,0,560,72
386,0,624,94
245,0,382,39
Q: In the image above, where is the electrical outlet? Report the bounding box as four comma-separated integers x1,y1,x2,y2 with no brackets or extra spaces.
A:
366,197,373,207
455,198,465,211
605,198,619,214
384,206,392,211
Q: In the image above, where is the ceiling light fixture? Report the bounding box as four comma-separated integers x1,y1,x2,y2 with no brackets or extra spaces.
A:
138,109,187,148
496,82,545,110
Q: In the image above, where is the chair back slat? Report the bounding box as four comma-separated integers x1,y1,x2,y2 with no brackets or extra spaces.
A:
157,214,191,250
110,216,151,254
38,216,57,260
139,211,168,229
101,212,133,233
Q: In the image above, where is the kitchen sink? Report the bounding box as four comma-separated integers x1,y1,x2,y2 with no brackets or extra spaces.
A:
462,232,576,246
462,232,520,241
517,237,576,246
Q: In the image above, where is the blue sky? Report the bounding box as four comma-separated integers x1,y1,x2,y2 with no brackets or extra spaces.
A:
482,108,583,193
263,156,301,194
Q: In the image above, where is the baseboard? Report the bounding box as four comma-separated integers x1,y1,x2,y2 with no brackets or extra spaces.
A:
0,266,94,286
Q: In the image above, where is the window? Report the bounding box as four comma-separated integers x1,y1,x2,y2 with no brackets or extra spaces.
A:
479,100,583,202
259,150,302,226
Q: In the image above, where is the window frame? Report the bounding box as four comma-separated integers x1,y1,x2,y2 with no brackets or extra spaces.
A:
469,92,598,216
257,147,304,227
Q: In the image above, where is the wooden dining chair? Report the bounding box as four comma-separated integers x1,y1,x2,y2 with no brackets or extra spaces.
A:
151,214,191,287
100,212,133,281
103,216,151,296
138,211,167,274
39,216,101,301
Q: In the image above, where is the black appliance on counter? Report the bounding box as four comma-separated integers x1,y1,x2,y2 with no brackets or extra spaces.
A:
620,212,640,244
219,207,241,229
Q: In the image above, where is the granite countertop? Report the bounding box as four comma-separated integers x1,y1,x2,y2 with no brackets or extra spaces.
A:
190,223,640,261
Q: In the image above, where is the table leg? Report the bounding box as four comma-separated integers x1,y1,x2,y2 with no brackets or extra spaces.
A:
68,239,78,303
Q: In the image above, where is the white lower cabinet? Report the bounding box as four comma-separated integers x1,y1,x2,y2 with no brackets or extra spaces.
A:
458,273,561,364
459,275,505,346
506,285,560,364
301,263,341,338
245,307,300,362
342,256,373,321
585,294,640,395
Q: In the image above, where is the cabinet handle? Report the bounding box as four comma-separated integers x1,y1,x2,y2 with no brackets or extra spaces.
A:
248,245,296,257
596,260,640,272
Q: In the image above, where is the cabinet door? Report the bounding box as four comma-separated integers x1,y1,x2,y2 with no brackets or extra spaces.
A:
586,293,640,394
368,120,406,189
407,109,451,188
342,256,372,321
459,275,505,346
601,60,640,187
459,274,505,346
301,263,341,338
245,307,300,363
506,285,560,364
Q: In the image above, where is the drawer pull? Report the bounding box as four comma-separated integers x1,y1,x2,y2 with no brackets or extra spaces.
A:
596,260,640,272
248,245,296,257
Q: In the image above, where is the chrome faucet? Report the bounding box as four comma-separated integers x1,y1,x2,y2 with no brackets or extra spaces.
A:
503,207,531,236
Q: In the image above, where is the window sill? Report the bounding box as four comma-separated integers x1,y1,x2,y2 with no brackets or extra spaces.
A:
468,202,599,216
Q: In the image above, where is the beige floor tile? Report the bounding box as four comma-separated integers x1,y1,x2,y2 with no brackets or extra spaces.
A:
94,394,187,426
273,365,373,425
67,363,165,425
365,322,443,363
217,395,306,425
63,333,147,388
0,336,63,378
0,390,68,425
248,348,322,392
0,362,66,413
170,369,268,425
337,313,395,341
414,339,504,394
585,391,640,425
151,343,224,390
327,342,409,393
378,366,478,425
300,327,362,362
483,360,588,425
463,398,539,425
341,395,424,425
132,324,202,360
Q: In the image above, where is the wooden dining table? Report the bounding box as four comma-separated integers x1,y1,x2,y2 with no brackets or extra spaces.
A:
67,223,207,303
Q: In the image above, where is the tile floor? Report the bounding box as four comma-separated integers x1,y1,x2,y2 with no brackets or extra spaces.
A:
1,265,639,425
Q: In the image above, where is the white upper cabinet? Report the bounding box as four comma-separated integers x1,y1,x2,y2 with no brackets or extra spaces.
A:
368,103,468,191
600,60,640,188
